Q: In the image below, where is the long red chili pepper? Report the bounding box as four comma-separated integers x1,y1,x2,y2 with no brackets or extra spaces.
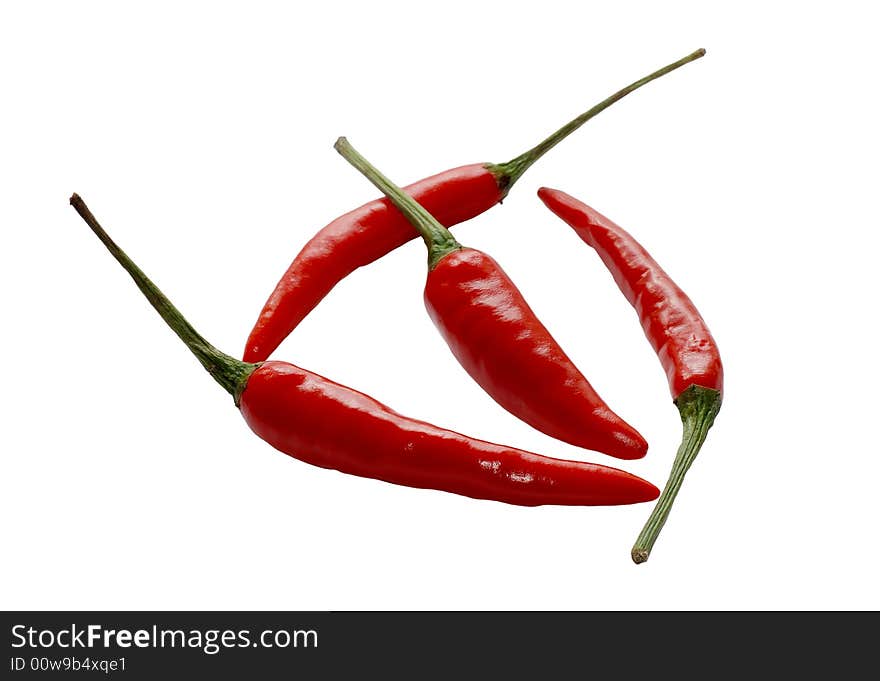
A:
537,188,723,562
243,48,705,363
333,138,648,461
69,194,660,507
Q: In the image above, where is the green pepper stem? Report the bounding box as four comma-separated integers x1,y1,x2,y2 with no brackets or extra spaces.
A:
488,48,706,195
631,384,721,564
69,193,256,405
334,137,461,270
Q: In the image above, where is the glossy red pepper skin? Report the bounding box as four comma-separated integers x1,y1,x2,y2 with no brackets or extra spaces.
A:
537,187,723,563
244,165,500,362
69,194,660,509
537,188,723,399
424,248,649,460
334,137,650,461
239,361,659,506
244,49,707,363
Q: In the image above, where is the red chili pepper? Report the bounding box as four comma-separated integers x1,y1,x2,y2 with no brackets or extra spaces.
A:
69,194,660,507
537,188,723,562
243,49,706,363
334,138,648,461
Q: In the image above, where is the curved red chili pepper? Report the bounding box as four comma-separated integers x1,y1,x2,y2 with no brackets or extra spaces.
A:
69,194,659,507
537,187,723,561
242,361,656,506
334,139,648,461
243,49,706,363
423,249,648,459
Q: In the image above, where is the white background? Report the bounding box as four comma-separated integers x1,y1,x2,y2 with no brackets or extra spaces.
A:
2,1,878,610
